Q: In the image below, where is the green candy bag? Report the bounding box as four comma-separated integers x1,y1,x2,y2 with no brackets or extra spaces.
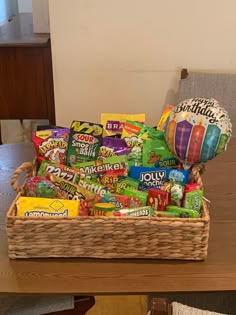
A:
142,139,178,168
123,187,148,206
66,121,103,166
138,126,165,141
121,120,144,168
116,176,139,195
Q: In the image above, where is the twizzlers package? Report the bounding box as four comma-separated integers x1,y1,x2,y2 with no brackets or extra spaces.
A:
32,128,70,164
66,121,103,167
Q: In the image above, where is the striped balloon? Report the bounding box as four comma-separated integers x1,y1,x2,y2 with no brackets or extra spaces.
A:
166,120,176,154
215,134,230,155
174,121,192,161
200,125,221,162
164,97,232,168
187,125,205,165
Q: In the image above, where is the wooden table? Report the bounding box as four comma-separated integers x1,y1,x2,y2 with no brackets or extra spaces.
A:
0,140,236,295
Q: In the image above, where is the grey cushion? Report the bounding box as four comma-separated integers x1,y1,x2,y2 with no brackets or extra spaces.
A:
177,71,236,134
0,295,74,315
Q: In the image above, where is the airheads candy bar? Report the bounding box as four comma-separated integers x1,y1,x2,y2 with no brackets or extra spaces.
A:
37,159,82,183
129,166,189,191
66,120,103,166
17,196,79,217
32,128,70,164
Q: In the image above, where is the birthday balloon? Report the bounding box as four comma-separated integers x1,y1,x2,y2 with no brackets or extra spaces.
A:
164,97,232,168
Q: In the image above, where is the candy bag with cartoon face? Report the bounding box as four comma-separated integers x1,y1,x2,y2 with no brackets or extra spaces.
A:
121,120,144,167
142,139,178,168
32,128,70,164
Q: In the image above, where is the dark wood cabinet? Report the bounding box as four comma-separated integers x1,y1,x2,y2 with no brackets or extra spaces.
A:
0,45,55,122
0,13,55,142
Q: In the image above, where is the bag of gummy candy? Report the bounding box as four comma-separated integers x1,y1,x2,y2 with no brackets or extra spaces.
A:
142,138,178,168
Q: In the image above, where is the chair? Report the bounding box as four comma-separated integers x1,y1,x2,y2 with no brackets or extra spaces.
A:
147,69,236,315
177,68,236,134
147,298,227,315
45,296,95,315
0,119,49,144
0,295,95,315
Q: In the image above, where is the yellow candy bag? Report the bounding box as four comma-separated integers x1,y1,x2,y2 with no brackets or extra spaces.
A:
17,196,79,217
157,104,175,130
101,113,145,136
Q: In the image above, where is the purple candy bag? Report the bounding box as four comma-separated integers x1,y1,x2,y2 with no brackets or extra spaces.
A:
99,137,128,158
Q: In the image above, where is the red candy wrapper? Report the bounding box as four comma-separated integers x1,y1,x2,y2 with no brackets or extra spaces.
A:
147,188,171,211
32,128,70,164
80,196,102,216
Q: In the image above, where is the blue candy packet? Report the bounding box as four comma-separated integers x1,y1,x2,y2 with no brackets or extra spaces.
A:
129,166,189,191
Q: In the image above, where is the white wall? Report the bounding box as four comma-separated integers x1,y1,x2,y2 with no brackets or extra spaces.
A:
32,0,50,33
18,0,32,12
49,0,236,128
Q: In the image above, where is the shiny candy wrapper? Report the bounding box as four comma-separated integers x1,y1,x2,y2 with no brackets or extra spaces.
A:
25,176,64,199
112,206,152,217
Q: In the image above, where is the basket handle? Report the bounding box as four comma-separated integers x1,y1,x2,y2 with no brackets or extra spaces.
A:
11,161,35,193
190,163,205,190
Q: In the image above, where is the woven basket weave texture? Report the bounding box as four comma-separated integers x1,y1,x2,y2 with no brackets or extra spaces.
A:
6,161,210,260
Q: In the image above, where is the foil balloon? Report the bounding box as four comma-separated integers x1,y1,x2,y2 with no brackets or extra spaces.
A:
164,97,232,168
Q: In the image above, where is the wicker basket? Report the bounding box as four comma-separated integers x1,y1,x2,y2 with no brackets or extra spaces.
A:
6,161,210,260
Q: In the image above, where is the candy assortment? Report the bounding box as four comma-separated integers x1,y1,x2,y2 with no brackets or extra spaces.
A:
17,100,232,219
